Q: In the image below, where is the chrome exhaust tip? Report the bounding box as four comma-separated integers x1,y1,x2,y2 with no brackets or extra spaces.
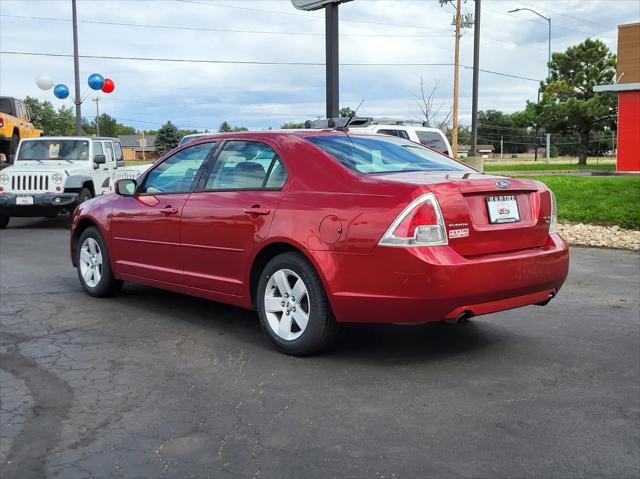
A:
536,292,556,306
445,310,474,324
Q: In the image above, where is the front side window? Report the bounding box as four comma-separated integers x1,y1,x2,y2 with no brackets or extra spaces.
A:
16,140,90,161
141,142,214,194
94,142,104,156
113,142,124,162
105,142,114,162
204,141,287,190
308,135,470,174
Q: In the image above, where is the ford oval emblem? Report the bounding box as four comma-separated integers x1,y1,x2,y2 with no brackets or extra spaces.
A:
496,180,511,189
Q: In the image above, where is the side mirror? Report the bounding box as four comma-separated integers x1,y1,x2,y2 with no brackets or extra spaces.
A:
115,178,137,196
8,155,15,165
94,154,106,168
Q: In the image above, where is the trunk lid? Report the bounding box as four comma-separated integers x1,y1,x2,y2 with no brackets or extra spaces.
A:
374,171,553,256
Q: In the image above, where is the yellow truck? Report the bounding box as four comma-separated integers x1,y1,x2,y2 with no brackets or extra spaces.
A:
0,97,42,166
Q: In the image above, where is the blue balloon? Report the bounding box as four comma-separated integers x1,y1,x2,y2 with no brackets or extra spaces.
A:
88,73,104,90
53,84,69,99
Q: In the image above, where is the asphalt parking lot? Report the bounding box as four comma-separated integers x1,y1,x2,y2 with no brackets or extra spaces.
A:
1,216,639,479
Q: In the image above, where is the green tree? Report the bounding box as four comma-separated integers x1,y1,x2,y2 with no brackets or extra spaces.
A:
23,97,75,136
339,107,355,118
155,121,181,155
281,121,305,129
84,113,136,137
522,38,617,164
219,121,248,132
477,110,534,154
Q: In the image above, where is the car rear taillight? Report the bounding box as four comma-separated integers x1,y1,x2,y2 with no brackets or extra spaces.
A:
0,118,4,128
379,193,448,247
549,190,558,234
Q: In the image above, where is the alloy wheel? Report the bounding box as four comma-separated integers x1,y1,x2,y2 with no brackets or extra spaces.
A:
79,237,103,288
264,269,310,341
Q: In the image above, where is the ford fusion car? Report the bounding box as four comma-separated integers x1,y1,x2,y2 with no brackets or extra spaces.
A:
70,129,569,355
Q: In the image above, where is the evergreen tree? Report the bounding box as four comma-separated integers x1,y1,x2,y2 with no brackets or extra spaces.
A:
155,121,181,155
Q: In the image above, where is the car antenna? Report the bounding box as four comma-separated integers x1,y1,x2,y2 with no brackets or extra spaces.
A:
337,99,365,132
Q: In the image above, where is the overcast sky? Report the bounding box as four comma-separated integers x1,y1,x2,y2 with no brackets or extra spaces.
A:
1,0,638,131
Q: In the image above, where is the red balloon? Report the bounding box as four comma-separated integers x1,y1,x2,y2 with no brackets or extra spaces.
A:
101,78,115,94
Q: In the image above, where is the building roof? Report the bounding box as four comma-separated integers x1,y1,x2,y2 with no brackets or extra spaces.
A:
594,83,640,93
476,144,495,152
118,135,157,149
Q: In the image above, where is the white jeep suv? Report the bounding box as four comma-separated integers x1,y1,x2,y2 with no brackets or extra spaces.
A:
0,136,123,228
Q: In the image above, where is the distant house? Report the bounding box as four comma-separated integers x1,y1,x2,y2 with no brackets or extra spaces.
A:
118,135,158,161
476,144,495,159
456,145,471,158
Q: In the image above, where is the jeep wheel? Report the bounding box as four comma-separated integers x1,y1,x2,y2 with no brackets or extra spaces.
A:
0,213,9,229
77,226,123,297
78,187,93,204
257,252,339,356
10,132,20,157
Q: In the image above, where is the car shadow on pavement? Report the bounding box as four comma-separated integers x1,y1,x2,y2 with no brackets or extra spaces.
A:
118,284,500,364
7,216,72,230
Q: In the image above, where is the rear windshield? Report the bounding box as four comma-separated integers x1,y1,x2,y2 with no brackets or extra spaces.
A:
17,140,90,161
307,135,470,174
416,131,448,153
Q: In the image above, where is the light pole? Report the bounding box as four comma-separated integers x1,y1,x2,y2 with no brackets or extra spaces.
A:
509,7,551,162
71,0,82,135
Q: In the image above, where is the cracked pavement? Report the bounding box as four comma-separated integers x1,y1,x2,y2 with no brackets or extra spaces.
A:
1,216,639,479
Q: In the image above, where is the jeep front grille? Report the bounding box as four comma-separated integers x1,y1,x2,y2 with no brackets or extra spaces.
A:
11,175,50,192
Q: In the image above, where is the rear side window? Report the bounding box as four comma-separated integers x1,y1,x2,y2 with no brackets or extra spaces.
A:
204,141,287,190
141,142,214,194
416,131,448,153
378,129,410,140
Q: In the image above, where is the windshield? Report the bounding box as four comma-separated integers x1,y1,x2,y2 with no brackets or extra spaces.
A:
17,140,90,161
307,135,471,174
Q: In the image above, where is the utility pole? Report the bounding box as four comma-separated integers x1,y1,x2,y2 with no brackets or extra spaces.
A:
325,3,339,119
71,0,82,135
92,97,100,136
451,0,462,158
470,0,481,158
500,135,504,159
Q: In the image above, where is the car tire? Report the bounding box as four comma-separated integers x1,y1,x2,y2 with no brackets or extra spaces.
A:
257,252,339,356
0,213,9,229
10,132,19,157
78,187,93,204
76,226,123,297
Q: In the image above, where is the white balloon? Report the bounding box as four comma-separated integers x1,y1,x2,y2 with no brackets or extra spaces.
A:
36,74,55,90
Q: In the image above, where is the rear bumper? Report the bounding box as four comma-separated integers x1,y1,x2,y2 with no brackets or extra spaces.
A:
323,234,569,323
0,192,78,217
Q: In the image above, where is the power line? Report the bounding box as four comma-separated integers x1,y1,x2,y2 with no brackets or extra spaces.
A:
0,14,454,38
0,50,542,82
175,0,454,32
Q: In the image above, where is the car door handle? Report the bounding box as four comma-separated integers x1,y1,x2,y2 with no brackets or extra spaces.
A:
244,206,270,216
160,206,179,215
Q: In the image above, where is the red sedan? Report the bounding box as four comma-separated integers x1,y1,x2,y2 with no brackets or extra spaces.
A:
71,130,569,355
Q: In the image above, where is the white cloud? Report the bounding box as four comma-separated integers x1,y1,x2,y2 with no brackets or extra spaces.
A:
0,0,636,130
